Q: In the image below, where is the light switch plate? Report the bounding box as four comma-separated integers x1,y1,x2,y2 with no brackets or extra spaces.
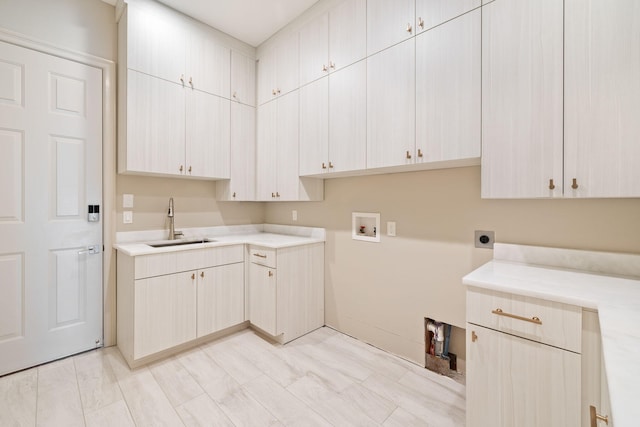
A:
292,210,298,221
123,210,133,224
387,221,396,237
123,194,134,208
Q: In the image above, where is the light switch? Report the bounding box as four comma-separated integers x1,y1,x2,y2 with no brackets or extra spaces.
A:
292,210,298,221
123,210,133,224
387,221,396,237
123,194,134,208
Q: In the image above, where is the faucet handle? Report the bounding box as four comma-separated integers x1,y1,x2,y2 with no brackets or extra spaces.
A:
174,231,184,238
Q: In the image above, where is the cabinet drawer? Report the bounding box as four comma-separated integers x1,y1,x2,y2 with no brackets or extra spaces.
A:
135,245,244,279
467,287,582,353
249,246,276,268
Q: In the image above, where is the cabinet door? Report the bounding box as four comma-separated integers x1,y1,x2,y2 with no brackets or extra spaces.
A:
249,263,277,336
231,51,256,106
565,0,640,198
481,0,563,198
197,264,244,337
187,22,231,99
299,77,329,176
134,272,196,359
329,60,366,173
256,101,278,200
217,102,256,201
367,39,415,169
276,32,300,97
257,46,277,105
186,90,230,179
276,90,301,200
367,0,415,55
299,13,329,87
329,0,366,72
126,0,186,84
415,0,480,33
416,9,480,163
467,325,581,427
126,70,185,176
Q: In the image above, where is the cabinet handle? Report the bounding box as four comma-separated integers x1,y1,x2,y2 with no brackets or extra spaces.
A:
232,91,237,99
406,150,412,159
418,17,424,30
276,192,280,198
590,405,609,426
406,23,413,34
200,271,204,278
253,253,267,258
549,179,556,190
322,162,327,169
571,178,579,189
189,76,193,87
188,166,192,173
322,64,328,72
271,192,276,198
329,161,334,169
329,61,335,69
232,192,237,198
492,308,542,325
180,74,184,84
471,331,478,342
418,149,423,158
268,270,273,277
191,273,195,280
277,88,281,94
272,89,277,96
179,165,184,173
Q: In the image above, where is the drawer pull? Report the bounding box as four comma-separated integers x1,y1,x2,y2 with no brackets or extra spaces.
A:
491,308,542,325
590,405,609,426
268,271,274,277
253,253,267,258
471,331,478,342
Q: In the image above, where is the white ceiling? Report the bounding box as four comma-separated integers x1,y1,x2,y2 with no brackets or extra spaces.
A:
101,0,319,47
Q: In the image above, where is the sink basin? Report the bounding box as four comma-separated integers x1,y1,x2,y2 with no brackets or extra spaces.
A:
147,238,216,248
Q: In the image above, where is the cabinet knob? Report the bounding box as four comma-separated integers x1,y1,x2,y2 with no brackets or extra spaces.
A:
589,405,609,426
418,17,424,30
322,64,328,72
322,162,327,169
471,331,478,342
406,150,412,160
179,165,184,173
329,161,334,169
200,272,204,278
268,270,273,277
406,23,413,34
571,178,579,189
329,61,335,69
549,179,556,190
191,273,195,280
417,149,423,158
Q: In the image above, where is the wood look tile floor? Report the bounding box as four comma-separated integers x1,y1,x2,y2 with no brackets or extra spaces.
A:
0,327,465,426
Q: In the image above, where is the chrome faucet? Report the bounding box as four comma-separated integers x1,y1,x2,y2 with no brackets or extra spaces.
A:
167,197,183,240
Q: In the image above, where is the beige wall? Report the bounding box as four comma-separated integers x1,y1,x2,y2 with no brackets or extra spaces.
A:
0,0,116,61
116,175,264,232
264,166,640,365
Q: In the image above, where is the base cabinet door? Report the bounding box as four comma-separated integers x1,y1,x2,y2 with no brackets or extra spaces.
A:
467,324,581,427
134,271,197,359
249,262,277,335
197,263,244,337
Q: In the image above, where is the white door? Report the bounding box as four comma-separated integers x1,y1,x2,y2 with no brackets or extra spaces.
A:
0,41,103,376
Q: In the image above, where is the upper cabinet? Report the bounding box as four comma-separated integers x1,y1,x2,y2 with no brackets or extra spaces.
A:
367,0,415,55
481,0,564,198
415,0,480,33
415,8,480,164
564,0,640,198
257,32,299,105
299,0,366,87
231,51,256,106
187,22,231,99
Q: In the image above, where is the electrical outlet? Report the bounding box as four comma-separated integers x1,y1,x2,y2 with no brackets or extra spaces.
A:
475,230,495,249
123,210,133,224
387,221,396,237
292,210,298,221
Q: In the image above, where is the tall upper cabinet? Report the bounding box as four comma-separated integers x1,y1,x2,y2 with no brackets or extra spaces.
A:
367,0,415,55
481,0,564,199
118,0,254,180
564,0,640,198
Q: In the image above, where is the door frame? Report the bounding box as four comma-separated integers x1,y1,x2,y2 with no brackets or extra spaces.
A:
0,28,117,347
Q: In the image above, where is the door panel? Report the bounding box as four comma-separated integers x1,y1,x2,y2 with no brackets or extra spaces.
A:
0,41,103,376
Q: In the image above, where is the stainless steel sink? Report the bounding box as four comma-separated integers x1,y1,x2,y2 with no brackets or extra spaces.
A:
147,238,216,248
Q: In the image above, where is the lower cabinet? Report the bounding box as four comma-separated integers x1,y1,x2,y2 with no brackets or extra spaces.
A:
117,245,245,367
467,288,613,427
248,243,324,343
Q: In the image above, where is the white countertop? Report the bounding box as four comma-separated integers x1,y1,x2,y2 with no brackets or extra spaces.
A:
114,224,325,256
463,244,640,427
